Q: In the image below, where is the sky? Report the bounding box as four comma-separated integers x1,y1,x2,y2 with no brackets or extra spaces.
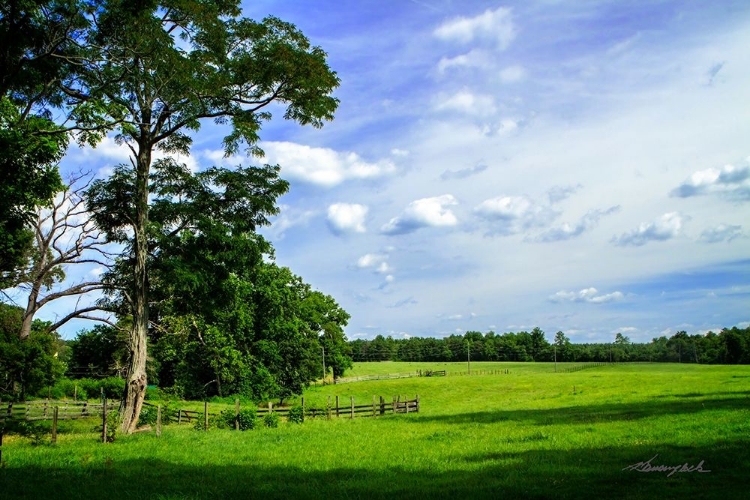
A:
37,0,750,343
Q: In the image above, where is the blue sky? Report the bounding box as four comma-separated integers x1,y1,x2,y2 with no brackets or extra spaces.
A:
32,0,750,343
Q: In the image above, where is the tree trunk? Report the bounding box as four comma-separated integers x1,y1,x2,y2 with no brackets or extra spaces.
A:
120,145,151,434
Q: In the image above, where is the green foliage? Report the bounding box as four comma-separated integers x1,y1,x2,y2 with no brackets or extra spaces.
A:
67,326,128,379
352,325,750,365
0,303,65,400
216,408,258,430
287,405,304,424
263,412,280,429
104,410,118,443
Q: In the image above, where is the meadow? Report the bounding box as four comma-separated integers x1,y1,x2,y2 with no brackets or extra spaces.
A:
1,362,749,499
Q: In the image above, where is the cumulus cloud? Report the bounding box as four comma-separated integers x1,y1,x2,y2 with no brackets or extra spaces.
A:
327,203,368,235
434,7,516,50
435,89,497,117
357,253,388,270
670,160,750,201
473,195,557,236
611,212,686,247
699,224,743,243
549,288,625,304
440,162,488,180
381,194,459,235
260,141,396,188
532,206,620,243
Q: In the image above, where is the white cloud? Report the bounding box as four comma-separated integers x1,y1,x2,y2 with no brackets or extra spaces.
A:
549,288,625,304
356,253,394,281
473,195,557,236
441,163,488,180
499,65,526,83
434,7,516,50
261,141,396,188
699,224,743,243
532,206,620,243
437,49,491,73
268,205,317,239
381,194,459,235
435,89,497,117
547,185,582,204
671,160,750,201
357,253,388,269
327,203,368,235
611,212,686,247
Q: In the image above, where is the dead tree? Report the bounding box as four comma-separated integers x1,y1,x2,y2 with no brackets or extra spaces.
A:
8,171,116,340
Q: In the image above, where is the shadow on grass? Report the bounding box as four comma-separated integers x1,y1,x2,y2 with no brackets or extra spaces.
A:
1,440,748,499
410,393,750,426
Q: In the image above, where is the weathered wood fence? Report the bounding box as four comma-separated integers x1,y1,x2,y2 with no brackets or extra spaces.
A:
0,400,117,422
557,362,610,373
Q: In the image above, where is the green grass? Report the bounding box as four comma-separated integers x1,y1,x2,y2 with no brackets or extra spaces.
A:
2,363,749,499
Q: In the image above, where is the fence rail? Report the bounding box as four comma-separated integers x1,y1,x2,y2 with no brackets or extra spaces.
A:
557,362,611,373
0,400,118,422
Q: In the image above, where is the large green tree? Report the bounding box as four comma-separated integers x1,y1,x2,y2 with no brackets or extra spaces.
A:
71,1,338,432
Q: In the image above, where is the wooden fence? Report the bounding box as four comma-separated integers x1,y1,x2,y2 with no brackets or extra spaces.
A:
0,400,117,422
557,362,611,373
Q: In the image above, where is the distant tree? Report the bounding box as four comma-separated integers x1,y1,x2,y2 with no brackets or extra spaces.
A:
0,302,64,400
67,324,128,379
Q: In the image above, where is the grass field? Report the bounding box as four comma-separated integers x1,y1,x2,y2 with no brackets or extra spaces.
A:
2,362,749,499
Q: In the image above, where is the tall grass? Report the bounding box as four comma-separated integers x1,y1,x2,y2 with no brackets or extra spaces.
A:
2,363,749,499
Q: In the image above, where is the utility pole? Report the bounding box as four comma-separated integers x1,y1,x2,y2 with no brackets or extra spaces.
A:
554,345,557,373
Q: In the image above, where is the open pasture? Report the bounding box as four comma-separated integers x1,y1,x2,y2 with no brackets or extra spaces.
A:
2,363,749,499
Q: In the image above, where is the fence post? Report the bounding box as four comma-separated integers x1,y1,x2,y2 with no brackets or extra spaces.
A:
178,409,182,425
335,396,339,418
204,401,208,431
301,397,305,413
416,395,420,413
156,405,162,437
405,397,409,414
380,396,385,416
235,399,240,431
372,396,376,417
350,397,354,419
51,406,59,444
101,397,108,443
327,396,331,420
268,401,273,414
392,396,396,414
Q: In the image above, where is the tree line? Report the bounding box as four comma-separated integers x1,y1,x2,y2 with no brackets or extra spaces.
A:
349,326,750,365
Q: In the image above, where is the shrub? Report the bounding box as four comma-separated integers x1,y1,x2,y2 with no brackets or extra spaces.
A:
263,412,280,428
216,408,257,430
287,405,304,424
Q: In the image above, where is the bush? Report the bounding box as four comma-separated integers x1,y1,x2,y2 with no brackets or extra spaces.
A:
288,405,304,424
76,377,123,400
139,403,176,427
263,412,280,428
216,407,257,430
